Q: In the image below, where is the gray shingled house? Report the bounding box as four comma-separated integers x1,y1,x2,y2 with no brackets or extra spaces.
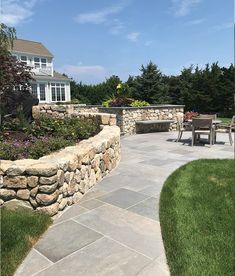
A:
10,39,71,104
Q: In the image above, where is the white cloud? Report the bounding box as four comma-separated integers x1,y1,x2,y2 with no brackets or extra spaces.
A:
74,1,140,41
58,65,106,84
1,0,41,25
171,0,202,17
126,32,140,42
187,18,204,25
74,5,123,24
109,19,125,35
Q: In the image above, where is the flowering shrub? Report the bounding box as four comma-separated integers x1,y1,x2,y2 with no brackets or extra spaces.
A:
0,115,98,160
0,137,73,160
184,111,200,121
30,116,98,139
107,97,134,107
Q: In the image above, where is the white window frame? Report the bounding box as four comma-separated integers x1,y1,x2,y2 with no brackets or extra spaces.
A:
20,55,28,65
33,57,48,69
30,83,47,102
39,84,46,101
34,57,40,68
51,83,66,102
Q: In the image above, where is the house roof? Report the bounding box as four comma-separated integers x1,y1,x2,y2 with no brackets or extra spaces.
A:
10,39,54,58
33,71,71,82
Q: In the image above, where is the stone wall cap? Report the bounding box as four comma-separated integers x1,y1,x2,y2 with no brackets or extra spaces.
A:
26,162,58,176
136,120,175,124
98,104,185,110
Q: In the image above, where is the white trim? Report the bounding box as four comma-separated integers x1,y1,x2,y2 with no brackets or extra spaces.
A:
11,50,53,58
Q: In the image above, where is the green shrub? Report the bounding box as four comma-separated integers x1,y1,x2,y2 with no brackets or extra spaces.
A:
70,98,80,104
27,140,49,159
1,113,31,133
0,115,98,160
77,119,98,139
102,98,150,107
28,138,73,159
0,143,24,160
30,116,97,139
102,98,113,107
130,100,150,107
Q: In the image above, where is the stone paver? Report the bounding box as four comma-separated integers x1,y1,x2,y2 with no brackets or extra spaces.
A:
127,196,159,221
74,204,165,259
14,249,52,276
98,188,149,209
15,132,233,276
54,204,89,224
35,237,151,276
35,220,103,262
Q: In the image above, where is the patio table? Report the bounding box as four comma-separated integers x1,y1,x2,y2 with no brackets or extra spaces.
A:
187,119,222,145
186,119,222,124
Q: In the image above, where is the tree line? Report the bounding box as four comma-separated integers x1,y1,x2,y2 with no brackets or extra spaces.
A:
71,61,234,116
1,23,234,117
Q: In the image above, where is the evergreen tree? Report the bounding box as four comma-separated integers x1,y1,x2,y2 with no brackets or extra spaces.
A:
132,61,169,104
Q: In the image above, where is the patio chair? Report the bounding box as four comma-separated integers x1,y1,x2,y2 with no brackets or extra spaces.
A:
192,118,213,146
199,114,217,120
176,114,190,142
213,116,235,145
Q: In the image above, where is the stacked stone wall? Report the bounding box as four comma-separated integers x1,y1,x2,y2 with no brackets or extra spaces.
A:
0,126,120,216
33,104,184,135
35,104,99,118
99,105,184,134
32,105,116,128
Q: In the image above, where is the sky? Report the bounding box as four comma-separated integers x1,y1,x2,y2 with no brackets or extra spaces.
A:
0,0,234,84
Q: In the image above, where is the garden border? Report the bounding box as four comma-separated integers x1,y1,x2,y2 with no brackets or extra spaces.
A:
0,125,121,216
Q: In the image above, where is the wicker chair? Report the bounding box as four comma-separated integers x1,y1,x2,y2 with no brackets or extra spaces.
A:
214,116,235,145
192,118,213,146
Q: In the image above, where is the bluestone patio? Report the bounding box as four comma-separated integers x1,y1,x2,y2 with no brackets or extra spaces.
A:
15,132,234,276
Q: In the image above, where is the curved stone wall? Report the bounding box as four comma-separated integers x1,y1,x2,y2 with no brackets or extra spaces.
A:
0,126,121,216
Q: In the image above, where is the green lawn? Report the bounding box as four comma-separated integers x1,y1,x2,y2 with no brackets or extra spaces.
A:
159,159,235,276
217,117,231,124
1,208,52,276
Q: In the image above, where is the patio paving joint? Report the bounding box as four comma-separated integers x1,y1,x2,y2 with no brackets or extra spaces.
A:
72,218,154,261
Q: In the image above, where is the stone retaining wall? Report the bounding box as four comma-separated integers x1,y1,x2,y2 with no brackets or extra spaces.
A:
33,104,184,135
33,104,99,118
32,105,116,127
0,126,121,216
